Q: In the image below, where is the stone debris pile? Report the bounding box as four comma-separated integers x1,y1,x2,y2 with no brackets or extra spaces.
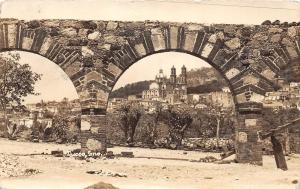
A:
0,153,41,177
86,170,127,177
84,181,119,189
198,156,218,163
182,138,234,151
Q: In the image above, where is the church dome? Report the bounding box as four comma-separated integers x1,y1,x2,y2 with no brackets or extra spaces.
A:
149,82,159,89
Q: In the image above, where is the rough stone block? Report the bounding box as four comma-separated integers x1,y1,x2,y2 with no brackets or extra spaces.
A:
39,37,53,55
245,119,257,127
249,93,265,103
86,138,103,151
288,26,297,38
201,42,214,58
243,75,259,85
78,29,89,37
88,31,101,40
7,24,17,48
106,22,118,31
134,43,147,57
183,32,197,52
22,36,34,50
186,24,203,31
61,27,77,38
225,37,241,50
268,27,283,33
81,46,94,57
169,26,179,49
151,28,165,51
270,34,281,43
225,68,240,80
238,132,248,143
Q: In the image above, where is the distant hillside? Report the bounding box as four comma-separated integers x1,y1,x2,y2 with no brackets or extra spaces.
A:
187,80,224,94
110,67,228,98
187,67,226,87
110,80,153,98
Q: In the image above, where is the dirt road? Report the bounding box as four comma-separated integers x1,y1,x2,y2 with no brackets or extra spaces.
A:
0,138,299,189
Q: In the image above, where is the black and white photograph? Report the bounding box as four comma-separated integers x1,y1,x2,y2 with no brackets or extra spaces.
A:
0,0,299,189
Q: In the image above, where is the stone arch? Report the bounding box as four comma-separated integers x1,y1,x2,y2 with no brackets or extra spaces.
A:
0,19,118,154
105,23,300,164
0,21,81,98
106,25,286,113
1,19,300,164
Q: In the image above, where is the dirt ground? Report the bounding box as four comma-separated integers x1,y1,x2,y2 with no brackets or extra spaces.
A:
0,138,299,189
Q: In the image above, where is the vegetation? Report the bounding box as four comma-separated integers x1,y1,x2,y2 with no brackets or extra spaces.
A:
107,102,237,150
161,104,194,149
0,52,41,138
262,107,300,154
188,106,236,139
262,107,300,131
111,102,144,145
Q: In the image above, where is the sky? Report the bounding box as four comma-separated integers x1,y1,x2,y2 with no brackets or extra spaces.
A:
1,0,299,24
2,51,210,104
0,0,299,103
113,52,210,90
0,51,79,104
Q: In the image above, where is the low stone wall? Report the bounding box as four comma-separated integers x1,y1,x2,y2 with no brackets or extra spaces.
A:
182,138,234,151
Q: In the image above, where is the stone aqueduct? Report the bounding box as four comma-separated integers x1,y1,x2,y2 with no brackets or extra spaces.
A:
0,19,300,165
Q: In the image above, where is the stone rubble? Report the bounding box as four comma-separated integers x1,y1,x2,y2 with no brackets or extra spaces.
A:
182,138,234,151
0,153,41,178
86,170,127,177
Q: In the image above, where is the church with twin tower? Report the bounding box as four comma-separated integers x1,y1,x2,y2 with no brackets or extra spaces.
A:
142,65,188,104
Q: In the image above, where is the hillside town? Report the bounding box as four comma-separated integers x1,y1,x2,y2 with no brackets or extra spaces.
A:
109,67,300,114
108,66,234,113
263,82,300,110
0,98,81,142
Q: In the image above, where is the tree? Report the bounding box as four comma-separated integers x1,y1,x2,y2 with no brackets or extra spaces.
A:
0,52,41,137
189,104,236,141
205,104,225,145
115,102,143,144
262,107,300,154
142,101,163,145
51,115,69,143
162,104,193,149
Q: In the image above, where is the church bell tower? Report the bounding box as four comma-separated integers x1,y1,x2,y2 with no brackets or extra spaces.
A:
181,65,187,84
170,65,176,85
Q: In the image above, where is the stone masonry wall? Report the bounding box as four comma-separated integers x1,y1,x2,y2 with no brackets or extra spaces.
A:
0,19,299,112
1,18,300,164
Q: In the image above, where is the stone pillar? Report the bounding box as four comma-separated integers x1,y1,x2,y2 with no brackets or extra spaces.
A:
80,109,107,153
235,104,263,165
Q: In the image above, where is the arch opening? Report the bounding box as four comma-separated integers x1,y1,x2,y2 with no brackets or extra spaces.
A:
108,50,239,109
106,51,237,150
0,50,81,144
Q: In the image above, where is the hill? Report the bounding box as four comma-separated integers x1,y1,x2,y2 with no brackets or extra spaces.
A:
187,80,224,94
186,67,227,87
109,80,153,98
110,67,228,98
